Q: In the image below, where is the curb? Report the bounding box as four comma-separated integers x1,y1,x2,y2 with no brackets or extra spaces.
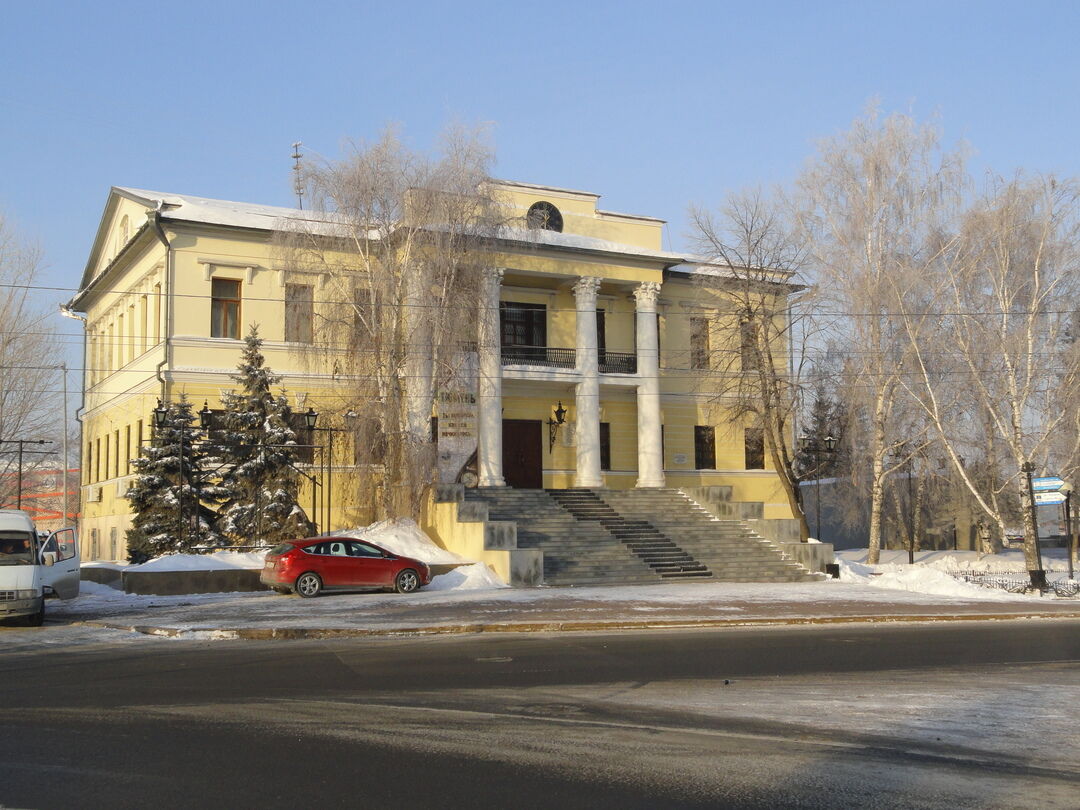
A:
79,610,1080,640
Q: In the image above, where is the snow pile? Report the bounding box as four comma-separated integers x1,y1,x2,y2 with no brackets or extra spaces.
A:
328,519,471,565
427,563,509,591
132,551,268,572
836,558,1031,601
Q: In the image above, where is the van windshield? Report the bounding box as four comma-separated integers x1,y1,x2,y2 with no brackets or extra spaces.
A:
0,530,36,565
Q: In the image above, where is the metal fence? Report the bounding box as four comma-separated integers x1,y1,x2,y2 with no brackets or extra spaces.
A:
952,571,1080,598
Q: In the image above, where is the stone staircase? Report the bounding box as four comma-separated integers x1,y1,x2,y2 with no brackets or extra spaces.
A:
599,489,822,583
546,489,713,580
462,488,659,586
461,487,820,586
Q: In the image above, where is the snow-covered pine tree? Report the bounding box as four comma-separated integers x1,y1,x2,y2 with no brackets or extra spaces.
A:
214,326,313,545
126,394,224,562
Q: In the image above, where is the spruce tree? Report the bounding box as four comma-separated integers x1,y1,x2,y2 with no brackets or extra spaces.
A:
214,326,313,545
126,395,224,562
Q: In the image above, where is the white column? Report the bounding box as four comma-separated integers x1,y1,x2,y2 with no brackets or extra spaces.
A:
477,268,505,487
574,276,603,488
634,281,665,488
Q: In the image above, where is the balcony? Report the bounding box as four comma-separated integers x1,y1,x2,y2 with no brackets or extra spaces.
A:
500,345,638,374
598,351,637,374
501,345,576,369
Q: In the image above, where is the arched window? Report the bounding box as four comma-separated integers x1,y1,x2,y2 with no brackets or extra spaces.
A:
526,201,563,232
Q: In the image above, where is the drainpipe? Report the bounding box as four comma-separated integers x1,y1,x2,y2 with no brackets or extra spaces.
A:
148,206,172,401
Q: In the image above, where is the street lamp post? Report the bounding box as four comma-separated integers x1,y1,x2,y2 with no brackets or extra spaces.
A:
1020,461,1046,589
1061,482,1074,582
305,408,349,533
798,434,836,543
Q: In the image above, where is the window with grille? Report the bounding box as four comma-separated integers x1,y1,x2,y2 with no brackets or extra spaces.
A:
744,427,765,470
285,284,314,343
211,278,241,339
500,302,546,347
694,426,716,470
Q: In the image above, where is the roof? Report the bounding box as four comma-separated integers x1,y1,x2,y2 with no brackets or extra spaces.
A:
73,185,733,305
115,187,342,232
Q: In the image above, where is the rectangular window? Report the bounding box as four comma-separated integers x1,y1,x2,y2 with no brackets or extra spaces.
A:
690,317,709,370
694,426,716,470
287,413,316,465
84,440,92,485
136,420,143,461
600,422,611,471
740,320,760,371
102,437,109,482
124,425,131,473
116,315,124,368
153,283,162,344
127,304,135,363
285,283,314,343
744,427,765,470
500,302,546,347
348,416,387,465
140,295,149,353
596,309,606,364
211,278,242,339
114,430,121,478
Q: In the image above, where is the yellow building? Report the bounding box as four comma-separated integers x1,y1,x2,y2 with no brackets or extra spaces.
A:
70,180,805,576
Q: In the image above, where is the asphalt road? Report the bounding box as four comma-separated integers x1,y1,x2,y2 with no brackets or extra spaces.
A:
2,620,1078,809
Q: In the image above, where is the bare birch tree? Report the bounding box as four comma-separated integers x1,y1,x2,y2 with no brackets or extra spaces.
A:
278,126,504,521
689,189,818,540
796,109,967,563
0,215,64,507
897,174,1080,574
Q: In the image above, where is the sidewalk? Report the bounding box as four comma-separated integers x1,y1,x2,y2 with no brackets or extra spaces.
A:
53,579,1080,640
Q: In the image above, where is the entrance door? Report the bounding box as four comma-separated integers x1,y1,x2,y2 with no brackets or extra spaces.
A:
502,420,543,489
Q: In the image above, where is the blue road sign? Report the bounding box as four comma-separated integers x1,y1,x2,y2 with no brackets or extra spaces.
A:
1034,491,1067,506
1031,476,1065,492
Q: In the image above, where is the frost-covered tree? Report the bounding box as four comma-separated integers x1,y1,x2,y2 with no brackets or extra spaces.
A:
214,327,313,544
126,395,223,562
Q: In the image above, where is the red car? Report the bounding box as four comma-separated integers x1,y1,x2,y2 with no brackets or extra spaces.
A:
260,537,431,597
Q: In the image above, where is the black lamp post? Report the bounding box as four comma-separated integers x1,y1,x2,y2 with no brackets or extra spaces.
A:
547,401,567,452
1061,482,1074,582
1020,460,1047,589
799,433,836,543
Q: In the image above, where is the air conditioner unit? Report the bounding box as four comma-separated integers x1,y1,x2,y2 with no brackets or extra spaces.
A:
85,486,102,503
116,478,133,498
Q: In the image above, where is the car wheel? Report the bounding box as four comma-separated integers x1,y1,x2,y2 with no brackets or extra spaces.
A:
395,569,420,594
295,572,323,598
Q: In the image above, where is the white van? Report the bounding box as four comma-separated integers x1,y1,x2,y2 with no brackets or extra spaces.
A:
0,510,80,626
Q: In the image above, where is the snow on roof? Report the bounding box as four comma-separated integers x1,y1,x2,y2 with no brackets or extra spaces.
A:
115,187,345,233
115,186,682,262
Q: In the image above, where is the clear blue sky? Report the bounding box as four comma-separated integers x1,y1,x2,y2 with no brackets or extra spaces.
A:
3,0,1078,319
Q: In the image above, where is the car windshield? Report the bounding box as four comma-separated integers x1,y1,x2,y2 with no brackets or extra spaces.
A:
0,530,36,565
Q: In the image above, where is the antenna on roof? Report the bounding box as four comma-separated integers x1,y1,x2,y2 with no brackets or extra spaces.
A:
291,141,304,210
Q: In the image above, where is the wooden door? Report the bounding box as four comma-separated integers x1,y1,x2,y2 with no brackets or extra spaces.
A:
502,420,543,489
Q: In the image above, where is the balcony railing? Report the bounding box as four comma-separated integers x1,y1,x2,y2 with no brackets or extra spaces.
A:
598,351,637,374
501,345,576,369
501,346,639,374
